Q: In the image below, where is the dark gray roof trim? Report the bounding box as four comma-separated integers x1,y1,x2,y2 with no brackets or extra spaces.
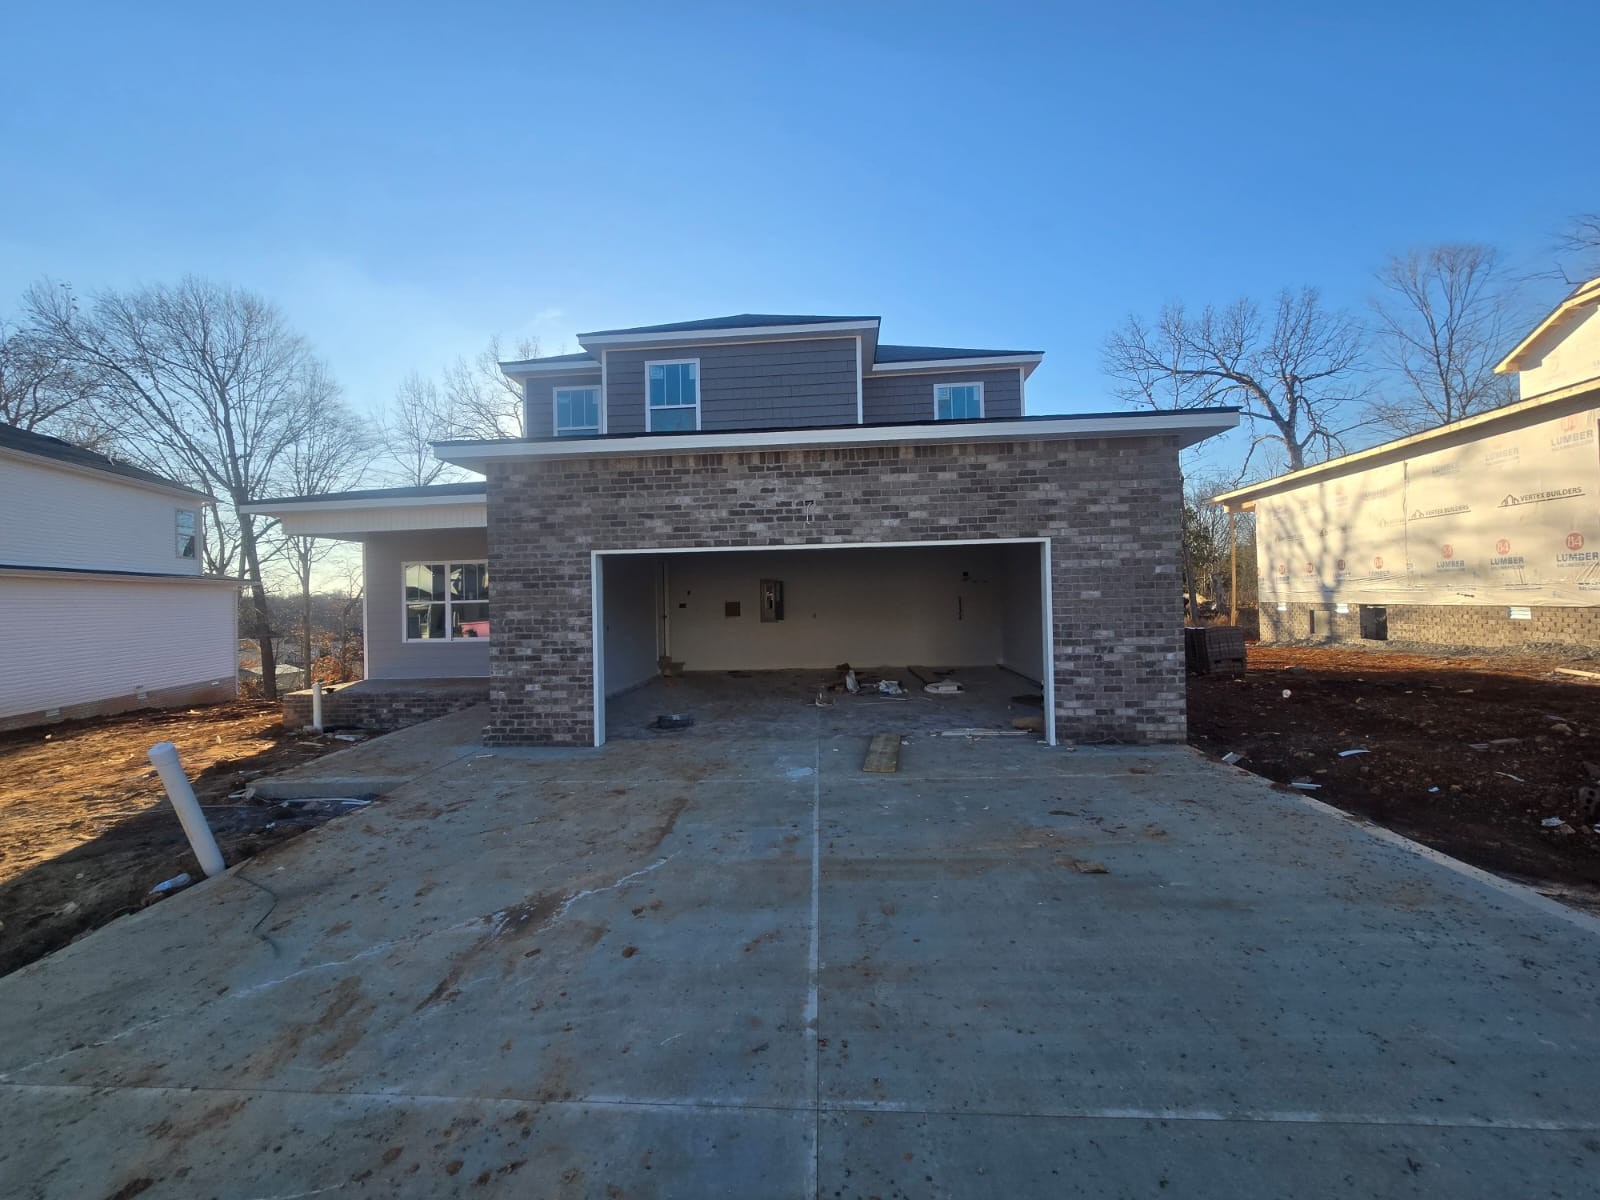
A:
581,313,879,337
0,422,211,498
0,562,239,582
249,481,487,506
873,344,1042,364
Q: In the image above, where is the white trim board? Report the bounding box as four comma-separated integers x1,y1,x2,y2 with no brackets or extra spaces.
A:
437,410,1239,468
589,537,1055,749
869,353,1042,376
579,320,879,348
244,492,486,515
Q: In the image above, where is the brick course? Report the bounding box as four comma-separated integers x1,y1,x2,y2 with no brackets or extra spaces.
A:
1261,600,1600,650
282,681,488,732
485,437,1186,746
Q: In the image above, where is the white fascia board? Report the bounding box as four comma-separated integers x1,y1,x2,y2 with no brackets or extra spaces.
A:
499,359,602,378
242,492,487,515
870,354,1044,377
435,411,1239,468
578,320,880,348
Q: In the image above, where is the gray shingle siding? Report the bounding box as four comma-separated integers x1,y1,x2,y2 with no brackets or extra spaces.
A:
604,337,859,433
862,367,1024,424
523,369,602,439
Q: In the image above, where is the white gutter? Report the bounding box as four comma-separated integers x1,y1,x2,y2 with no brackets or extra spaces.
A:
869,354,1044,376
435,411,1238,468
498,359,602,378
242,492,487,515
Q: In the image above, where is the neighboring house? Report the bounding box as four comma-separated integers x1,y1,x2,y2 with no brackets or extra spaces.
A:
0,424,239,732
1215,277,1600,649
249,313,1236,744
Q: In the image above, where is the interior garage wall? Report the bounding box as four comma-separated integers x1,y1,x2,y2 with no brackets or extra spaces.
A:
659,545,1017,671
602,554,660,696
998,545,1045,684
364,529,491,679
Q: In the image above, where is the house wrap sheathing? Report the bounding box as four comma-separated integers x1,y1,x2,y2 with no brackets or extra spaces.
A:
1217,276,1600,648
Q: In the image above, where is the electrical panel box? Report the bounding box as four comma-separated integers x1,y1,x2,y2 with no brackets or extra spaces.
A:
760,579,784,622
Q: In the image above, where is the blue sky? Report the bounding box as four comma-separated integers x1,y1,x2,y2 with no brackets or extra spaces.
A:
3,1,1595,478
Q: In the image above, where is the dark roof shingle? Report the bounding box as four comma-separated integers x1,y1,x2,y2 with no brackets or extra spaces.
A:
581,313,879,337
873,343,1042,364
0,422,210,498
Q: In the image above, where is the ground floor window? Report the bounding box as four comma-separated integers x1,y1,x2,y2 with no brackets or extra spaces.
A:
404,561,490,641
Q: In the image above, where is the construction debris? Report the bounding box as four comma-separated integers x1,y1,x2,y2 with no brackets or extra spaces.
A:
924,679,962,696
862,734,901,774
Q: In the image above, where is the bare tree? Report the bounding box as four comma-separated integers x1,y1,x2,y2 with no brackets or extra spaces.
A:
0,305,103,440
26,277,340,700
379,371,463,486
269,401,374,674
1104,288,1368,473
441,334,535,441
1554,212,1600,283
1369,245,1517,435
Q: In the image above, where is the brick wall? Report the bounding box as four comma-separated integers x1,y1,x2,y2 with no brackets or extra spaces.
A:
282,683,488,732
485,437,1185,746
1261,600,1600,650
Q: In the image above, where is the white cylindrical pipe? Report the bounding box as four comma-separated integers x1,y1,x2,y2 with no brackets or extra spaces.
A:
310,680,324,732
148,742,226,878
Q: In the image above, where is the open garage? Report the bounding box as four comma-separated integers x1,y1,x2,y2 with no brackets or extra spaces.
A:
593,539,1052,744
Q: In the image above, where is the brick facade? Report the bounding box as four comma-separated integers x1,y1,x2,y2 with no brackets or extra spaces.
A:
485,436,1185,746
282,680,489,732
1261,599,1600,650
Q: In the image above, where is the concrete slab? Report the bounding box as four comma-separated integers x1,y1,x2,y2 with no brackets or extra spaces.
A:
250,705,490,798
2,716,1598,1197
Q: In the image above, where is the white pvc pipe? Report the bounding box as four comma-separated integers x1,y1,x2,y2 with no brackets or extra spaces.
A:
310,680,324,732
148,742,226,878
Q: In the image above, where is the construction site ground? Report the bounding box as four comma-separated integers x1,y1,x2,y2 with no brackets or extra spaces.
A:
1188,643,1600,908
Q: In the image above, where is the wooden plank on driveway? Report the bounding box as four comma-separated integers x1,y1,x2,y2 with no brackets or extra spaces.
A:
862,734,901,774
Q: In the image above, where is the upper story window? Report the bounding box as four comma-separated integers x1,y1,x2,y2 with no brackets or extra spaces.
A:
554,385,601,437
404,561,490,642
647,359,700,432
176,509,197,559
934,382,984,420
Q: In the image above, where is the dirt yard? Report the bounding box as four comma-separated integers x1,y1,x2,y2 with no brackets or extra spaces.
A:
1189,644,1600,903
0,703,355,977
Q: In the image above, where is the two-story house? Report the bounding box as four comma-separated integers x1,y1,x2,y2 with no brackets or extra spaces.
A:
249,314,1236,744
0,423,239,731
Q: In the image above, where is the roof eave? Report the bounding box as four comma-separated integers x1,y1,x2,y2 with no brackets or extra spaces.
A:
576,318,882,350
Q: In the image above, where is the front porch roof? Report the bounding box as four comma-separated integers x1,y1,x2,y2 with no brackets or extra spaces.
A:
241,481,486,538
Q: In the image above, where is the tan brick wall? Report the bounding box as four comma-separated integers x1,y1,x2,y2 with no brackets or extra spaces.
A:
485,437,1187,746
1261,600,1600,649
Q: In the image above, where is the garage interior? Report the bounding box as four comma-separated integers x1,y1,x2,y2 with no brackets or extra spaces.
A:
595,541,1051,742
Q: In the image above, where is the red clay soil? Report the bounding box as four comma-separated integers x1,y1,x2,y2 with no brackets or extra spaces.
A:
0,703,354,977
1189,645,1600,898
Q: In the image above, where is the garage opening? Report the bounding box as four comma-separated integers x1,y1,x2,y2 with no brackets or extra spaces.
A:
592,540,1052,745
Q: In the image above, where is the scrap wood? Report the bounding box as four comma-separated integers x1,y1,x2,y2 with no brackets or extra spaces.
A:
1554,667,1600,682
862,734,901,774
906,666,932,685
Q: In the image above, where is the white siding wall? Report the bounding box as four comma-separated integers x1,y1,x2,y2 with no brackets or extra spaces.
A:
0,575,236,719
0,454,204,574
1520,305,1600,399
363,530,492,679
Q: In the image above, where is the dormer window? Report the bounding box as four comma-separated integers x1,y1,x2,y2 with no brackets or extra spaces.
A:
934,382,983,420
554,385,601,437
647,359,700,432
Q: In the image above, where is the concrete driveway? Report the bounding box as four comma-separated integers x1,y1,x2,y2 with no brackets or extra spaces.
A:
2,709,1598,1198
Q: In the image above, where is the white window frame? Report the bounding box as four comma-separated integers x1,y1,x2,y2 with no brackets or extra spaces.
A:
645,357,701,433
401,560,491,644
933,380,985,421
175,508,198,560
552,384,602,437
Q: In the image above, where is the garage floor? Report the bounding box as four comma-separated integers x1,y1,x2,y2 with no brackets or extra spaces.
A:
607,666,1042,740
2,710,1598,1197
